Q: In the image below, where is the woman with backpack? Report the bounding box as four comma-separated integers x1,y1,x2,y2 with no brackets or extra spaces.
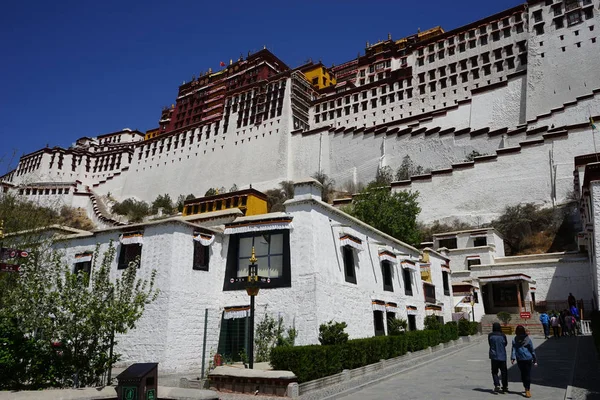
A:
511,325,538,398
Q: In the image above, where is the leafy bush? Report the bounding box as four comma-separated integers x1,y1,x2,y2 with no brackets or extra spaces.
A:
424,315,443,331
151,194,174,214
271,330,449,383
497,312,512,325
111,198,150,222
318,321,348,345
440,322,459,343
458,318,479,336
387,318,408,336
254,314,297,362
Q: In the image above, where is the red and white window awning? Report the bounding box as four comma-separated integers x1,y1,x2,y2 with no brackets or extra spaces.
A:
401,260,419,272
340,234,363,251
193,232,215,246
74,252,93,263
441,264,451,273
406,305,418,316
425,305,443,316
530,287,537,292
378,250,397,264
223,305,250,320
372,300,386,312
386,302,400,313
466,255,481,260
120,232,143,245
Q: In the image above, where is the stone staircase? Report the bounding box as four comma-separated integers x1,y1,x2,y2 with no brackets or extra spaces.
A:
481,313,545,336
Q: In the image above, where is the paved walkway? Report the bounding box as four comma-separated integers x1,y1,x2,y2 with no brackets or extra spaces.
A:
570,336,600,400
338,336,578,400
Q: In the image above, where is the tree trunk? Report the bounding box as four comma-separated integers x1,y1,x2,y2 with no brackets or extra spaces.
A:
106,331,115,386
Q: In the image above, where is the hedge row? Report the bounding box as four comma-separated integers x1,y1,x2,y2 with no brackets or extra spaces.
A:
458,318,480,336
271,322,465,383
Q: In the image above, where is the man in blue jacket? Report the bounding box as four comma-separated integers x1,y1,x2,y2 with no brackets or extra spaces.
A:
539,311,550,339
489,322,508,393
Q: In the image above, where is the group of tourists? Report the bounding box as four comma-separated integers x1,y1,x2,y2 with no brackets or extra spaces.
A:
486,293,581,397
538,293,581,339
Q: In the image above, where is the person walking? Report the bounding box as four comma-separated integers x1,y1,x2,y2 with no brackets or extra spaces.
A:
565,312,573,337
569,314,577,336
559,310,568,337
568,292,576,308
550,313,560,338
511,325,538,398
539,311,550,339
488,322,508,393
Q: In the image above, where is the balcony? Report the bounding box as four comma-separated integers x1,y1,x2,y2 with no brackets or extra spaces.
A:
424,282,436,304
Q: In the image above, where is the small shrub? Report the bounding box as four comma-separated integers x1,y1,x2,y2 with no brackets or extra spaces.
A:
318,321,349,345
151,194,174,214
424,315,443,331
458,318,476,336
440,322,459,343
111,198,151,222
497,312,512,325
387,318,408,336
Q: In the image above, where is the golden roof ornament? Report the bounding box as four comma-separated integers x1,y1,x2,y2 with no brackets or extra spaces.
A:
249,247,257,264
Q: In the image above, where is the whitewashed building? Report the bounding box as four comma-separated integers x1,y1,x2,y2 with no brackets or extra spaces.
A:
41,180,453,374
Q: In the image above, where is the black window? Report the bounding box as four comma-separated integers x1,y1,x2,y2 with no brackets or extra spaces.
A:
438,238,457,249
74,261,92,285
223,230,291,290
343,245,357,284
118,243,142,269
382,261,393,292
442,271,450,296
474,236,487,247
408,314,417,331
467,258,482,270
373,310,385,336
387,311,396,334
567,10,582,26
403,268,413,296
193,241,210,271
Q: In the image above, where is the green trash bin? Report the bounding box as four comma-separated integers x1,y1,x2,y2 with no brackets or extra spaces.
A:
116,363,158,400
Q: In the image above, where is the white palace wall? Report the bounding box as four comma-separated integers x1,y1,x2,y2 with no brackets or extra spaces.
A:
393,125,598,224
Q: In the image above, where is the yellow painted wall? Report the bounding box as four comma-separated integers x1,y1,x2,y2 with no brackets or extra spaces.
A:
183,192,267,216
302,66,337,90
144,129,160,141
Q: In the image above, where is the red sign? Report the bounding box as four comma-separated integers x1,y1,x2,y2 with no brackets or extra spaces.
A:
520,312,531,319
0,263,21,273
0,248,29,260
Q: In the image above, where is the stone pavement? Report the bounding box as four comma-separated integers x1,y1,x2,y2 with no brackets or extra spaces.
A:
0,386,219,400
337,336,578,400
569,336,600,400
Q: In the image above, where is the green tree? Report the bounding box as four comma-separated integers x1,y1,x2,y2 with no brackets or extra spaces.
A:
254,314,296,362
176,194,195,213
424,315,443,331
374,166,394,186
0,241,158,389
387,318,407,335
465,150,484,161
311,171,335,203
395,155,426,181
204,188,218,197
264,181,295,212
151,194,174,215
111,198,150,223
345,185,421,245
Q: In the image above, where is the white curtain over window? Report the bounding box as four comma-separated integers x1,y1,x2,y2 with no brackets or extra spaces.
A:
224,221,292,235
401,261,419,272
372,300,386,312
406,306,418,316
73,252,93,263
223,306,250,320
120,233,143,245
378,251,397,264
193,233,215,246
340,234,363,251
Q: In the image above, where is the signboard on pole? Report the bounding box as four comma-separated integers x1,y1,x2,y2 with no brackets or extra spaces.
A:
520,312,531,320
0,248,29,261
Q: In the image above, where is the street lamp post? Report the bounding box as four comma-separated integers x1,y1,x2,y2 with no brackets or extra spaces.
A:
246,247,260,369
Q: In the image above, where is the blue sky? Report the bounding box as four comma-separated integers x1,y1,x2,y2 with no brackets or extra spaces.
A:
0,0,522,173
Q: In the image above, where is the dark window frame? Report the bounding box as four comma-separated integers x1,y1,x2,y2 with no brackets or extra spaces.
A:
193,240,210,271
343,245,357,284
442,271,450,296
223,229,291,291
403,267,413,296
118,243,142,270
381,261,394,292
373,310,385,336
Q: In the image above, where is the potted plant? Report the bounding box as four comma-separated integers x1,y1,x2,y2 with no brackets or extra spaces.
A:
497,312,513,334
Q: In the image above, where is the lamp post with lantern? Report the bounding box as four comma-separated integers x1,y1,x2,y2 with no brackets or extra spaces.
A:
246,247,260,369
